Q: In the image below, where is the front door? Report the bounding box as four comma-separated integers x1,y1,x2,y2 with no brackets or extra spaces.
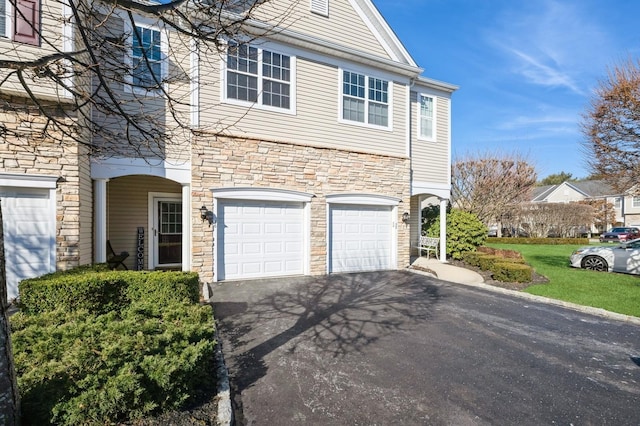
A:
154,198,182,268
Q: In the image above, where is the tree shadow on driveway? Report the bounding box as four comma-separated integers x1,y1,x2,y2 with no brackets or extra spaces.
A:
210,270,443,394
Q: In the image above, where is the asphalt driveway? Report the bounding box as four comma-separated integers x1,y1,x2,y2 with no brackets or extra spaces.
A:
210,270,640,425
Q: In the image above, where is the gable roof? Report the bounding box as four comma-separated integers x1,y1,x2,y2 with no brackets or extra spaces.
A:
532,180,622,202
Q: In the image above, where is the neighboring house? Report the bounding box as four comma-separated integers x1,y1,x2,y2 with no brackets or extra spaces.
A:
531,180,627,229
0,0,456,300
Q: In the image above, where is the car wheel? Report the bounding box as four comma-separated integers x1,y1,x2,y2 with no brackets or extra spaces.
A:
582,256,608,272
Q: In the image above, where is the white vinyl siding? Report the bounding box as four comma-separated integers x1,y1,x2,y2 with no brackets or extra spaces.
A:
250,0,390,59
204,56,407,157
225,42,293,112
410,91,450,185
108,175,182,270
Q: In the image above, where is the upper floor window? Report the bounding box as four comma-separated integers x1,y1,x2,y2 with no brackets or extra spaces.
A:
419,94,436,141
342,70,389,128
0,0,41,46
225,42,293,111
614,197,622,209
130,24,165,91
633,196,640,208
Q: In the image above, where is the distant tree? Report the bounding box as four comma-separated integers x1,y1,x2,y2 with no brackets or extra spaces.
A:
576,199,616,232
516,202,595,238
581,58,640,194
538,172,573,186
451,151,537,234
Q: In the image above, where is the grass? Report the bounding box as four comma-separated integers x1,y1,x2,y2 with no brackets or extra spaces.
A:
487,243,640,317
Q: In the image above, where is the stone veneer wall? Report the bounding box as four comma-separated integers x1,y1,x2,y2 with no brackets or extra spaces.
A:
192,135,412,284
0,95,91,271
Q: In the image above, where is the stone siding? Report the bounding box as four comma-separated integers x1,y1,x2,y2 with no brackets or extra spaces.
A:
0,96,90,271
192,135,411,283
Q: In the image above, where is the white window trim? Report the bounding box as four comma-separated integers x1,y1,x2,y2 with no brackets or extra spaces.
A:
124,19,168,96
633,196,640,208
417,93,437,142
221,42,297,115
338,68,393,131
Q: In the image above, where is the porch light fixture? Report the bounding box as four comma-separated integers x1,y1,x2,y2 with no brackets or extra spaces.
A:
402,211,410,223
200,205,213,226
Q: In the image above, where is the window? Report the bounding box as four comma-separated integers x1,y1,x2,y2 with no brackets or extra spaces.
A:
633,196,640,208
131,24,164,90
342,71,389,127
614,197,622,209
225,42,293,111
0,0,40,45
419,94,436,140
0,0,6,37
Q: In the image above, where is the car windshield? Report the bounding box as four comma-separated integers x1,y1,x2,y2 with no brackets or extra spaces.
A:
610,227,631,232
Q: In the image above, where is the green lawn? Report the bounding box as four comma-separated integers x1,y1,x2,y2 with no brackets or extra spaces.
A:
487,243,640,317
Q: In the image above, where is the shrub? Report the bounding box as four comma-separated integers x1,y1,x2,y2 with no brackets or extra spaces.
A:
477,246,523,259
11,301,216,425
486,237,589,245
477,254,502,271
492,262,533,283
461,251,482,267
427,209,487,259
19,269,200,315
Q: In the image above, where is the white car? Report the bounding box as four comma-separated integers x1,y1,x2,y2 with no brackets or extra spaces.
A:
570,238,640,275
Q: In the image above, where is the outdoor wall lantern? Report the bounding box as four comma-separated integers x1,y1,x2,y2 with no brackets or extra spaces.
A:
402,211,410,223
200,205,213,226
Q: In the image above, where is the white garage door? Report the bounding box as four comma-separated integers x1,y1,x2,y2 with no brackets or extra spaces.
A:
1,187,55,300
218,200,305,280
329,204,393,273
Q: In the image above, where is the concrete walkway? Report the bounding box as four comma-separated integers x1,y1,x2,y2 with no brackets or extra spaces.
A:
411,256,484,285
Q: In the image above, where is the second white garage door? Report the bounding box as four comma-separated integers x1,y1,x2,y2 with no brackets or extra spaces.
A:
329,204,393,273
217,200,305,280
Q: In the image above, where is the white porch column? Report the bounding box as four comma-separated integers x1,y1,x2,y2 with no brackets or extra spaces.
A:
94,179,108,263
181,183,191,271
439,198,447,262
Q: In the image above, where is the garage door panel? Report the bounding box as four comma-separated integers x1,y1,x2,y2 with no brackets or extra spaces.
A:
330,205,393,273
1,187,55,301
219,200,305,280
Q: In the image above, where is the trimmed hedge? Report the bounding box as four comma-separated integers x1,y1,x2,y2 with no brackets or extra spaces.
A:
492,262,533,283
19,267,200,315
486,237,589,245
461,248,534,283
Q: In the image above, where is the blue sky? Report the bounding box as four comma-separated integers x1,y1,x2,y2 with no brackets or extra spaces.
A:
372,0,640,180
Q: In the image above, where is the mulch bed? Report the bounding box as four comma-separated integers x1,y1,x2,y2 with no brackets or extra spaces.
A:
416,259,549,291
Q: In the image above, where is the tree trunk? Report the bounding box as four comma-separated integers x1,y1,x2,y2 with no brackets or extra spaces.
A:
0,200,20,425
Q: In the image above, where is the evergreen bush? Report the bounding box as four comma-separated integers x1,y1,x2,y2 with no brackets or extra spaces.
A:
427,209,487,259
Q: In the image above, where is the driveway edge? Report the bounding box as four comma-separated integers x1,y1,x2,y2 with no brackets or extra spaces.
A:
408,268,640,326
213,328,233,426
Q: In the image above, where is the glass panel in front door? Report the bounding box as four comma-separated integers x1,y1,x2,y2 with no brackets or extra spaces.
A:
158,201,182,265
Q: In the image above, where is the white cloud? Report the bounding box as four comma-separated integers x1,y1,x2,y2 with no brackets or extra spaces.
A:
484,0,612,95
